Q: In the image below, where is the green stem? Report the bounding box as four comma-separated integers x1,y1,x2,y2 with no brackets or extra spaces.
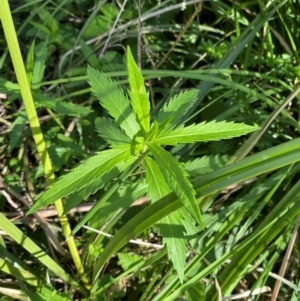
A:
0,0,91,290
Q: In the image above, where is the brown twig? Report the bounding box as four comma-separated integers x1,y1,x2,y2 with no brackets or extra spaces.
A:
270,216,300,301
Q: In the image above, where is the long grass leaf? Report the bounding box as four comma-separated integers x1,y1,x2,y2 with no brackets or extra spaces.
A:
0,213,87,295
185,1,288,119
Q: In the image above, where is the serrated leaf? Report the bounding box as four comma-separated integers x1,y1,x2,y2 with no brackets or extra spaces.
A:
156,89,198,130
126,46,150,134
63,156,137,214
32,38,48,90
184,155,228,177
28,146,132,214
44,145,70,172
101,3,119,19
155,121,259,145
79,40,100,69
118,253,144,271
37,7,59,33
29,21,52,35
95,117,132,145
0,77,19,91
148,143,203,227
146,121,159,142
181,208,200,249
33,286,72,301
156,115,174,137
144,156,171,202
156,211,187,283
83,15,110,39
87,65,140,138
71,153,147,235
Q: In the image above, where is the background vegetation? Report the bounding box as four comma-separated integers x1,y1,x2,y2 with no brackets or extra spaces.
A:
1,0,300,300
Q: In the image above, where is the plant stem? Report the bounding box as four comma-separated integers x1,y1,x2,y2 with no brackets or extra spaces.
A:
0,0,91,290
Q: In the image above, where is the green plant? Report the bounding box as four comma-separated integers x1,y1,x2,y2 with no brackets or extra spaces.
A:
28,45,258,288
2,0,300,300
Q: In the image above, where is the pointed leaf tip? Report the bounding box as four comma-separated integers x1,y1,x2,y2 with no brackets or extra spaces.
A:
126,46,151,135
87,65,140,139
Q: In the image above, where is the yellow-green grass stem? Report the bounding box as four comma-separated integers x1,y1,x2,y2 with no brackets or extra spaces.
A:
0,0,91,290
